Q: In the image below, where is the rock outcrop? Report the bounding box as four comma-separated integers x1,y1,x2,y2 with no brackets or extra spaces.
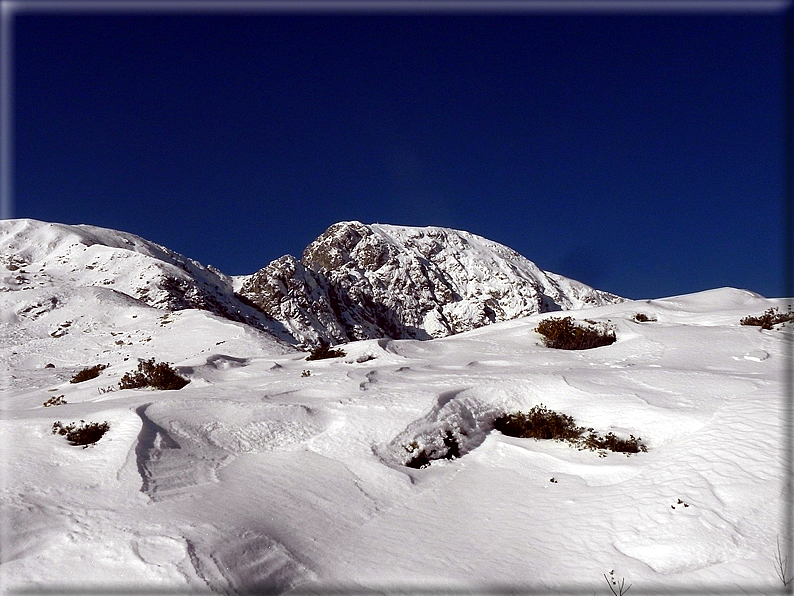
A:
239,221,623,346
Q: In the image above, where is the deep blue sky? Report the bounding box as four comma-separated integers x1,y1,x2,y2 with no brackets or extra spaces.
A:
10,4,790,299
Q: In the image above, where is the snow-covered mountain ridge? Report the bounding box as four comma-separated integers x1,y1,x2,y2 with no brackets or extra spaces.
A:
1,219,621,347
239,221,623,345
0,218,286,338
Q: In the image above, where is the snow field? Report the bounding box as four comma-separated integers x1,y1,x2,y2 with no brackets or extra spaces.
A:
1,286,791,594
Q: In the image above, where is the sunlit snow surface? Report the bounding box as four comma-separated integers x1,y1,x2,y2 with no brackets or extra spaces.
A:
1,248,791,594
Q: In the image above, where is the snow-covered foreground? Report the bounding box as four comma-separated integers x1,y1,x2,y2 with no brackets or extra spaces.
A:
1,286,791,594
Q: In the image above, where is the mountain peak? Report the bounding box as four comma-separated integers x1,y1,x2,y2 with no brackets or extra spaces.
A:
1,218,623,348
301,221,376,272
241,221,623,346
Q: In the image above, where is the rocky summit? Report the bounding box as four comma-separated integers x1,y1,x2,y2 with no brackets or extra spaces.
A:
239,221,623,346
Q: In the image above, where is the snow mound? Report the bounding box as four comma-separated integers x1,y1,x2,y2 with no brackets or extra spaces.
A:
380,388,504,467
187,528,316,593
136,400,330,501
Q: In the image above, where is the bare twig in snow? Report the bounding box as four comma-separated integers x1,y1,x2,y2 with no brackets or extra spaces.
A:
774,535,791,587
604,571,632,596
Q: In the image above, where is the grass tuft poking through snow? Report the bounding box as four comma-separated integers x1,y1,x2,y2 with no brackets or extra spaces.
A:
118,358,190,390
536,316,616,350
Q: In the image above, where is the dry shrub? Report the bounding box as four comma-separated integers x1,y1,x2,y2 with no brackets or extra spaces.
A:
494,404,646,455
404,430,462,469
306,345,346,361
43,395,66,407
740,307,794,330
118,358,189,390
632,313,656,323
52,420,110,447
494,405,583,442
70,364,108,383
536,317,616,350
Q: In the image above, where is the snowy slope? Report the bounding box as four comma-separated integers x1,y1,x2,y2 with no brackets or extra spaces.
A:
0,219,292,341
1,283,791,595
240,221,623,346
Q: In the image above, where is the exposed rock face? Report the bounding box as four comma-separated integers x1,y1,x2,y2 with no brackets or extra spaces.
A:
240,221,623,346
